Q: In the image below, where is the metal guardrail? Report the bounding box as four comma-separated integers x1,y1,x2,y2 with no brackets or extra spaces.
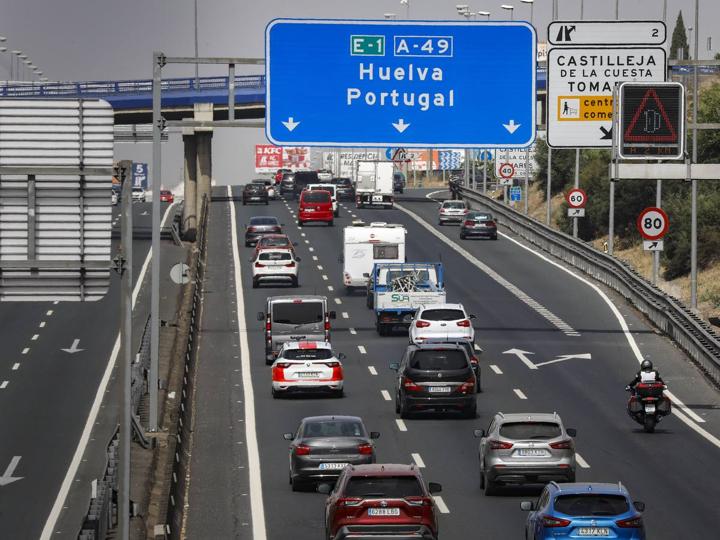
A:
459,186,720,387
78,427,119,540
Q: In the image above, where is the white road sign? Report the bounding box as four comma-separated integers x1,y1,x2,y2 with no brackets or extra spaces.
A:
637,207,669,240
566,188,587,209
643,240,664,252
494,131,544,179
567,208,586,217
547,47,666,148
548,21,666,46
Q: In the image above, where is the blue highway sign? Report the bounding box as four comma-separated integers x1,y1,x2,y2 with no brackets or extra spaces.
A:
266,19,537,148
132,162,148,189
510,186,522,201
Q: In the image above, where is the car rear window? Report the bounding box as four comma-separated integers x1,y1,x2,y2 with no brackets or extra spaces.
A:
246,184,265,191
282,348,333,360
345,476,423,498
499,422,562,440
373,244,399,259
250,217,279,226
410,350,468,370
334,178,352,186
303,420,364,438
420,309,465,321
259,237,290,247
311,185,335,196
272,302,323,324
468,212,493,221
554,494,630,517
303,191,331,203
258,252,291,261
443,202,466,209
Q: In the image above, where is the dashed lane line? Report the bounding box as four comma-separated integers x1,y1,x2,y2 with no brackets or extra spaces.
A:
0,381,8,389
395,419,408,432
12,363,19,371
513,388,528,400
368,366,378,375
21,348,29,355
490,365,503,375
318,265,324,271
334,298,342,305
327,285,334,292
342,312,349,319
349,328,357,335
312,256,318,261
433,496,450,514
381,390,391,401
46,310,53,316
32,334,39,341
39,322,46,328
411,453,426,468
322,275,329,281
358,345,367,354
575,453,591,469
308,247,314,252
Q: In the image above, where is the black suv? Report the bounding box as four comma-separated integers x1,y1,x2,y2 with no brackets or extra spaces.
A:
332,177,355,201
391,343,477,419
242,183,269,205
393,172,405,194
292,170,319,199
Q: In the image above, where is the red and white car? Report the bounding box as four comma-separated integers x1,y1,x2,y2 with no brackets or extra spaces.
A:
438,200,469,225
271,341,345,398
409,303,476,345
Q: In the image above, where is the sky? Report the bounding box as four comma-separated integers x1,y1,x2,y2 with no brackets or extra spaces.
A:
0,0,717,189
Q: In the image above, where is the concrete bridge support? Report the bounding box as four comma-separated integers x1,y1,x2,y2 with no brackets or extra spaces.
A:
181,133,197,241
180,103,213,241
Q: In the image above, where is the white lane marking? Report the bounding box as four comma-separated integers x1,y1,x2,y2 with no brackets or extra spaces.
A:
46,310,53,316
312,256,318,261
358,345,367,354
513,388,528,400
503,349,538,370
53,301,59,305
21,348,29,355
318,265,324,271
368,366,378,375
411,453,426,468
490,364,503,375
426,189,447,200
40,202,178,540
31,334,39,341
474,343,481,351
39,322,46,328
0,381,8,389
395,203,579,337
12,363,20,371
575,453,591,469
309,247,314,252
322,275,328,281
334,298,342,305
327,285,334,292
665,390,706,424
304,240,310,244
381,390,391,401
300,232,306,237
497,224,718,440
349,328,357,335
342,312,349,319
395,419,408,432
227,186,268,539
433,496,450,514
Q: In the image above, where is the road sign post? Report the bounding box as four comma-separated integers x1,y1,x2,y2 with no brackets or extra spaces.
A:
566,187,587,222
637,206,669,286
266,19,537,148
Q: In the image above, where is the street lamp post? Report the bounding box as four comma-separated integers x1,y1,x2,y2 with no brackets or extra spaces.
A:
521,0,534,24
194,0,199,89
501,4,514,21
400,0,410,19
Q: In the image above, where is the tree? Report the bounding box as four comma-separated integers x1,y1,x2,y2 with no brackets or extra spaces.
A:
670,11,689,60
533,137,577,200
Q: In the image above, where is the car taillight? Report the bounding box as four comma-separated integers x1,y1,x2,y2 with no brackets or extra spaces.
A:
458,376,475,394
489,440,513,450
485,220,496,227
456,319,471,327
357,443,373,455
339,497,363,507
402,377,422,392
284,262,296,268
294,444,311,456
247,226,257,232
271,366,286,382
463,220,474,226
255,262,265,268
440,208,447,214
404,496,431,507
266,317,271,334
549,440,573,450
415,320,431,328
325,315,330,332
616,516,643,528
470,356,479,366
542,515,571,528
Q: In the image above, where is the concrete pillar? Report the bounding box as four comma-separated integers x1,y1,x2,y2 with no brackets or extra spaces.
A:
196,131,212,221
181,133,197,241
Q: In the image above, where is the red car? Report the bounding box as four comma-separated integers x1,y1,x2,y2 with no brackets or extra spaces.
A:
160,190,174,203
298,189,334,227
320,464,442,540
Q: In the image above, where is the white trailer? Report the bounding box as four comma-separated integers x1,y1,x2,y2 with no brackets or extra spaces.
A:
354,160,395,208
342,222,406,290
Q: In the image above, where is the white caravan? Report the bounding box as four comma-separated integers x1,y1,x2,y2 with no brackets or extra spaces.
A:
342,222,407,290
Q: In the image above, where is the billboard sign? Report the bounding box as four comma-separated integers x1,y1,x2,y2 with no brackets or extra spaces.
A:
132,162,148,189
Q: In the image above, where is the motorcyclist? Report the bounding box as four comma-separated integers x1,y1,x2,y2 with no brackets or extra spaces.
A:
625,359,664,393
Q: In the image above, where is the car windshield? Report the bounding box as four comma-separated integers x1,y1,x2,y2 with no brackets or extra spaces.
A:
443,202,466,209
302,420,364,438
333,178,351,186
554,494,630,517
420,309,465,321
246,184,265,191
303,191,330,203
272,302,323,324
282,348,334,360
499,422,562,440
345,476,423,498
259,237,290,247
410,350,467,370
252,180,270,185
258,251,291,261
249,217,278,226
132,188,143,192
311,185,335,195
468,212,493,221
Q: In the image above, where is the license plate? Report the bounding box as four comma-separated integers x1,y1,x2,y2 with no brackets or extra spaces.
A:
368,508,400,516
305,208,315,212
517,448,547,457
578,527,610,536
251,197,261,200
296,371,320,378
318,462,348,470
372,195,383,202
645,404,656,413
428,386,452,393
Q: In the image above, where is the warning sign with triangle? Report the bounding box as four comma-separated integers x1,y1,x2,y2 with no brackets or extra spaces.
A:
624,88,677,142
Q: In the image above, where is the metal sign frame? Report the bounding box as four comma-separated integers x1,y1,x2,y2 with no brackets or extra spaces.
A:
548,20,666,46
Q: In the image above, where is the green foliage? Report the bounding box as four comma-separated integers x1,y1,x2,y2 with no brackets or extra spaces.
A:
697,83,720,163
533,137,579,200
670,11,689,60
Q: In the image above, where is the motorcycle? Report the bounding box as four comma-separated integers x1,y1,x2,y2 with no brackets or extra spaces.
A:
626,382,671,433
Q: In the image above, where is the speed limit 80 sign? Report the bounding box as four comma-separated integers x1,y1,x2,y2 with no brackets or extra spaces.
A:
637,207,669,240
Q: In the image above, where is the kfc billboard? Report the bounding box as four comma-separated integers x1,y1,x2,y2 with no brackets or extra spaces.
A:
255,145,312,173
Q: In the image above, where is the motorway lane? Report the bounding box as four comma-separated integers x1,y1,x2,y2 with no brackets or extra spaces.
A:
0,202,165,539
208,190,719,539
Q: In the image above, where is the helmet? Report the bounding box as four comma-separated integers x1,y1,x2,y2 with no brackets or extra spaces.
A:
640,360,653,372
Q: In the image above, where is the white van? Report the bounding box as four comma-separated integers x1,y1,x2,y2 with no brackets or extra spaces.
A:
307,183,339,216
342,222,407,291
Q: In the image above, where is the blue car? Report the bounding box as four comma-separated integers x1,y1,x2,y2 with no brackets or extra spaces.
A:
521,482,646,539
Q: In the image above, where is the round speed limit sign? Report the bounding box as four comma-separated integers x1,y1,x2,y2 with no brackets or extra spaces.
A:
565,188,587,209
498,163,515,179
637,207,669,240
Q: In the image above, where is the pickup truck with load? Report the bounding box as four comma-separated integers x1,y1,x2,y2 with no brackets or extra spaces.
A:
354,160,394,209
368,262,446,336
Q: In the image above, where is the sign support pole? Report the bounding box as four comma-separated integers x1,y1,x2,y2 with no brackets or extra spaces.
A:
573,149,580,236
482,153,487,194
546,147,552,225
524,149,530,215
609,84,620,255
653,177,661,285
690,0,699,308
464,149,470,189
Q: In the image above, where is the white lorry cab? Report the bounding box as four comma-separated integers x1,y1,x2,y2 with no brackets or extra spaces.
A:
354,160,394,208
342,221,407,291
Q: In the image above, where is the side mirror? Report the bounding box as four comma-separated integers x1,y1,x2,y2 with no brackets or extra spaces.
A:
389,362,400,371
362,273,370,278
257,312,265,321
329,311,337,319
338,353,347,361
469,314,477,320
428,482,442,494
282,433,294,441
566,428,577,437
520,501,535,511
317,483,332,495
295,257,302,262
473,429,485,438
369,431,380,439
293,242,299,246
633,501,646,512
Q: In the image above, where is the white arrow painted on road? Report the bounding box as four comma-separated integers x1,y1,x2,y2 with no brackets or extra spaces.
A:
0,456,23,487
392,119,411,133
535,353,592,367
503,119,521,134
282,117,300,131
61,338,84,354
502,348,538,370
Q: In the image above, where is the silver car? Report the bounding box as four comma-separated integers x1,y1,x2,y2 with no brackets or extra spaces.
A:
438,200,468,225
474,412,577,495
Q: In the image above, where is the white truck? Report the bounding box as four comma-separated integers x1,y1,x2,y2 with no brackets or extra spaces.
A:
354,160,395,209
342,222,407,292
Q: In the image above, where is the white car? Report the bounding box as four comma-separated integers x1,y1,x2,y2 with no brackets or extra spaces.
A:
251,248,300,288
132,187,147,202
438,200,469,225
271,341,345,398
111,190,119,206
317,169,333,182
307,183,339,217
409,303,476,345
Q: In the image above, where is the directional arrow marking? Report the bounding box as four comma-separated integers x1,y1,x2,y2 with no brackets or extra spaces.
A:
61,338,84,354
392,119,411,133
600,126,613,140
282,117,300,132
503,119,521,134
535,353,592,367
502,348,537,370
0,456,23,487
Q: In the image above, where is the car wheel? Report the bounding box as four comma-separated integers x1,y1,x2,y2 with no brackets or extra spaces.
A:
399,397,410,419
334,388,344,398
395,394,401,414
272,388,280,399
477,373,482,393
460,233,466,240
492,234,498,241
464,401,477,419
265,200,269,205
366,293,374,309
244,241,250,247
484,476,497,496
334,210,339,217
298,220,304,227
479,467,485,489
291,476,304,492
252,278,259,289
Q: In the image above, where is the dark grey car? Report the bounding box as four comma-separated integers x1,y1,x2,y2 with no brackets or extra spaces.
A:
244,216,282,247
460,211,497,240
283,415,379,491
